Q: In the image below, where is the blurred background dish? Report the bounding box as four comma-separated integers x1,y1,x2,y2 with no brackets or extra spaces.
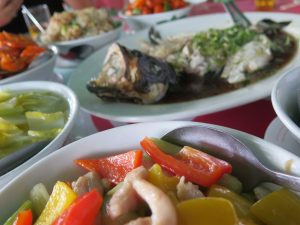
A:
40,8,122,57
1,121,300,223
0,81,79,187
68,12,300,123
49,26,122,57
0,32,58,85
119,3,193,30
271,66,300,145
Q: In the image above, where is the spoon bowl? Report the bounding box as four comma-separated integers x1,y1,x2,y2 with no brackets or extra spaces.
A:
162,125,300,191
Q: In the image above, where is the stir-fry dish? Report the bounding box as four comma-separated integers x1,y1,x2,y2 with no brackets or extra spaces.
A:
0,90,68,159
124,0,188,16
4,137,300,225
41,8,118,44
0,32,45,78
87,19,297,104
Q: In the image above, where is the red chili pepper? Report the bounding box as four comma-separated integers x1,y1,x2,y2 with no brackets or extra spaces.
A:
13,210,33,225
52,189,103,225
141,137,232,187
75,150,143,185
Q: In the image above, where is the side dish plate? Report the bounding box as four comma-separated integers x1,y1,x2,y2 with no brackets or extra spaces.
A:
1,121,300,223
68,12,300,123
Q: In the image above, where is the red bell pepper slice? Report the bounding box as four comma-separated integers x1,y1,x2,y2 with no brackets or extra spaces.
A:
75,150,143,185
13,210,32,225
52,189,103,225
141,137,232,187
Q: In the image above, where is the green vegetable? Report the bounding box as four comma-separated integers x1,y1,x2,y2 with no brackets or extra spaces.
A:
28,129,62,140
106,182,123,196
0,117,22,135
61,25,68,36
26,111,65,131
0,91,68,159
164,2,172,11
30,183,50,217
218,174,243,194
17,92,67,113
253,182,282,200
150,138,182,155
0,117,33,156
132,8,141,15
0,91,11,102
192,26,258,68
3,200,32,225
0,97,24,116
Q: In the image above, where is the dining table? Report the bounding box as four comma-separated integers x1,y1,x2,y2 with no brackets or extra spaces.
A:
54,0,300,144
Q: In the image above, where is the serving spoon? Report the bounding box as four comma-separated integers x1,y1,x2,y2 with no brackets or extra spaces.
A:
162,126,300,192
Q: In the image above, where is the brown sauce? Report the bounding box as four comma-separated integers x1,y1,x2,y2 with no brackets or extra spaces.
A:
158,32,298,104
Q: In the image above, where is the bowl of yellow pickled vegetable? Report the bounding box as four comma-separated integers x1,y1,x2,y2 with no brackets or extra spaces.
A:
1,121,300,225
0,81,79,185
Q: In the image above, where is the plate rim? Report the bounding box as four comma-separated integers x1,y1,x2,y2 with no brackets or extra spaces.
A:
48,24,123,47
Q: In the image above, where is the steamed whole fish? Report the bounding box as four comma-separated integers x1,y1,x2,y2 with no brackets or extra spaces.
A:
87,43,177,104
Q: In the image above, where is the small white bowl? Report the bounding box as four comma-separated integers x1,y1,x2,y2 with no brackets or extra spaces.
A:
0,81,79,187
119,4,193,30
1,121,300,223
0,48,57,85
271,66,300,144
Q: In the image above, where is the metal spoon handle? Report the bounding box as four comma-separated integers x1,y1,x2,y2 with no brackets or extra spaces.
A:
162,126,266,190
264,169,300,192
21,5,45,33
161,126,300,192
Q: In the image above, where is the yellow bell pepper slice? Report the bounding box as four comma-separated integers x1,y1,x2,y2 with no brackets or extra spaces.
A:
148,164,179,204
148,163,179,193
34,181,77,225
250,188,300,225
208,185,258,222
177,197,239,225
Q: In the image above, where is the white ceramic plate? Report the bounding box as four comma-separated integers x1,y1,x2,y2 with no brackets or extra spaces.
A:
68,12,300,123
264,117,300,157
1,121,300,223
0,81,79,188
50,26,122,54
0,50,57,85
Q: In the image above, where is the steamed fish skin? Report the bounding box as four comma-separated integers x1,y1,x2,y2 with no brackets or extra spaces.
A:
87,43,177,104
